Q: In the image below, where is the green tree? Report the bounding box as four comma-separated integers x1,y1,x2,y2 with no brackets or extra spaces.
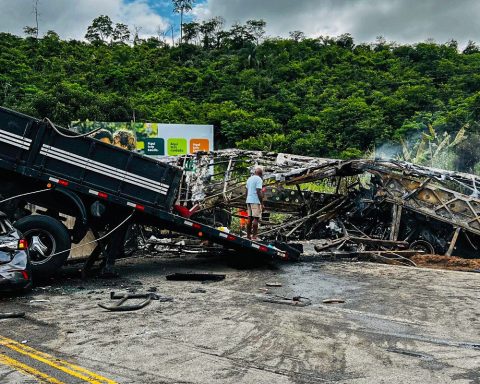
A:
4,21,480,170
463,40,480,55
454,133,480,172
112,23,130,43
23,26,38,38
227,23,255,49
182,22,199,44
199,17,224,49
246,20,266,45
289,30,305,42
85,15,114,43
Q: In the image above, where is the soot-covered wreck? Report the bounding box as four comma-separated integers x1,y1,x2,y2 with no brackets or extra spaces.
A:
166,150,480,261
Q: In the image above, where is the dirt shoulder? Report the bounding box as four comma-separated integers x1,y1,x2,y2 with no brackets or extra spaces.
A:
411,254,480,271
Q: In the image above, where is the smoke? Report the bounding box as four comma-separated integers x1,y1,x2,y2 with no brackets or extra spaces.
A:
374,128,480,175
374,141,402,160
374,131,424,161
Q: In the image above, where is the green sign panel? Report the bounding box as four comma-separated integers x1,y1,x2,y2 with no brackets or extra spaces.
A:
167,138,187,155
144,138,165,155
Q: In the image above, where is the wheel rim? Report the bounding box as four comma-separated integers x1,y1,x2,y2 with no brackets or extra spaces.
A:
23,229,57,265
410,240,435,255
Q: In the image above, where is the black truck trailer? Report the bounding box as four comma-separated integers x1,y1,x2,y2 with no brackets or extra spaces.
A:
0,106,297,276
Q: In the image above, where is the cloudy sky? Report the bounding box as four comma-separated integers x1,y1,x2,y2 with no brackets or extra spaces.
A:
1,0,480,45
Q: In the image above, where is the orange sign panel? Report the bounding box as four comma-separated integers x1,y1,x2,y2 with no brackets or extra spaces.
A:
190,138,210,153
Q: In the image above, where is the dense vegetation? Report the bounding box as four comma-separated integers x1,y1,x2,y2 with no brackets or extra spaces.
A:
1,17,480,171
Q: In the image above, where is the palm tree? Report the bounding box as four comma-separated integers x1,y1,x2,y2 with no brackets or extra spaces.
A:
172,0,195,44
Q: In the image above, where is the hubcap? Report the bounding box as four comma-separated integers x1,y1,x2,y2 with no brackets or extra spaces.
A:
30,236,48,256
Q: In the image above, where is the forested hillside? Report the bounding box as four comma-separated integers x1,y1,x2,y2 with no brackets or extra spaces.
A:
1,18,480,168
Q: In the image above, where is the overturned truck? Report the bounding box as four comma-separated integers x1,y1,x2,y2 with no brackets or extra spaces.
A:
169,150,480,259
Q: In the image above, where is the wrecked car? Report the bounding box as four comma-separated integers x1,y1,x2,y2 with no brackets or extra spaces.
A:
0,212,32,293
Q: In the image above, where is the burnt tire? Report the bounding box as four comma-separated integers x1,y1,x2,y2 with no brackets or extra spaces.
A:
409,240,435,255
14,215,71,276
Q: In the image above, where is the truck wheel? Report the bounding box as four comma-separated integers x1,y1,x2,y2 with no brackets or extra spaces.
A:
14,215,71,276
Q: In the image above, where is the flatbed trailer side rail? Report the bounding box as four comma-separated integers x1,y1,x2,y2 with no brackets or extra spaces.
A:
5,167,288,260
42,175,287,259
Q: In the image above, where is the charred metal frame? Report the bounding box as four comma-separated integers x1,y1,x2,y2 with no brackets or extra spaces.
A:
166,151,480,259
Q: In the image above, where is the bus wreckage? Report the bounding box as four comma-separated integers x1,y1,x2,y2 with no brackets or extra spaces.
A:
169,150,480,262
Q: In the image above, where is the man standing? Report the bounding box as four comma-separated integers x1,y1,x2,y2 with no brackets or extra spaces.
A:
246,167,264,240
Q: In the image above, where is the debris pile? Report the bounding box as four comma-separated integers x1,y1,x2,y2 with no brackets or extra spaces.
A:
168,150,480,261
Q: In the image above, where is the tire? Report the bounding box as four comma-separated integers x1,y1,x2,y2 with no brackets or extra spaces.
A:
409,239,435,255
14,215,71,276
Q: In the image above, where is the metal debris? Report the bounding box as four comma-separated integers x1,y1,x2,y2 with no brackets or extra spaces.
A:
0,312,25,319
266,282,282,287
322,299,345,304
98,292,173,312
190,287,207,293
262,295,312,306
166,273,226,282
166,150,480,261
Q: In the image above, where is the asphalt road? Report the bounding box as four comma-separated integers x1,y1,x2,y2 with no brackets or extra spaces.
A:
0,253,479,383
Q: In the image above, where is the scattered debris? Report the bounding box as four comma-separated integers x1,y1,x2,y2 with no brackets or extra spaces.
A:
262,295,312,307
166,273,226,282
98,292,173,312
322,298,345,304
386,348,433,361
190,287,207,293
0,312,25,319
266,282,282,287
459,343,480,350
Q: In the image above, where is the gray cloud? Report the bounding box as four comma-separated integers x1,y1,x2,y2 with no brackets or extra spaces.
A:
2,0,479,46
0,0,169,40
193,0,480,45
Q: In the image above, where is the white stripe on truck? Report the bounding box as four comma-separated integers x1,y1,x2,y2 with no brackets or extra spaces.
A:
0,130,31,150
40,144,169,196
42,145,169,190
